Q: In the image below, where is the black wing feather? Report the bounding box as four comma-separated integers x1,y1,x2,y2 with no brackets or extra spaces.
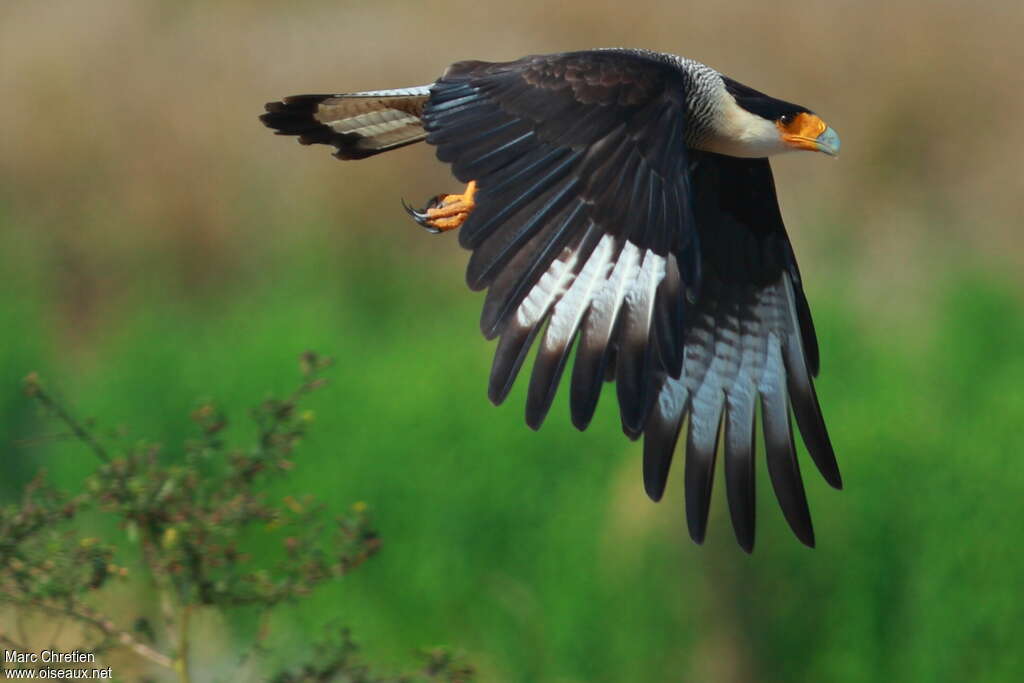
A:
417,52,838,550
642,397,685,502
724,393,757,553
262,50,842,549
640,153,838,549
762,384,815,547
423,50,696,436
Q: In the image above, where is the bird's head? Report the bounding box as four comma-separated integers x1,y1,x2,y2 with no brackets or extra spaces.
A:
774,110,840,157
704,76,840,158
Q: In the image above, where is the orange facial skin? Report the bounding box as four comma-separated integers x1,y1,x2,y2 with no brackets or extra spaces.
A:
778,113,829,152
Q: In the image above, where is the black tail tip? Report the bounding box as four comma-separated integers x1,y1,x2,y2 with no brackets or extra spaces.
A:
258,95,334,142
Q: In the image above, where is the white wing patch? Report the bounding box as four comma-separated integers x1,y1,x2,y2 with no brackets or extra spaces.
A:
657,375,689,421
515,241,587,328
511,236,667,360
649,273,799,450
620,247,666,344
543,234,618,349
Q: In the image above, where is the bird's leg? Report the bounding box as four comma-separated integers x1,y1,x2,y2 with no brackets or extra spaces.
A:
403,180,477,234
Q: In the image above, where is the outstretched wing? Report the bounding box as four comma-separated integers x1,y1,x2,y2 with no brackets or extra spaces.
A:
260,49,841,550
643,153,842,552
422,50,700,436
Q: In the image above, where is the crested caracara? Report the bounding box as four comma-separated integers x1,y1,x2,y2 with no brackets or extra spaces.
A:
260,49,843,551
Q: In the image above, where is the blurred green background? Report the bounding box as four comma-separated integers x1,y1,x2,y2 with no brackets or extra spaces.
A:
2,0,1024,681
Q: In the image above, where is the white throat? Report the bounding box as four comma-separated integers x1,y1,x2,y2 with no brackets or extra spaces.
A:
696,82,791,158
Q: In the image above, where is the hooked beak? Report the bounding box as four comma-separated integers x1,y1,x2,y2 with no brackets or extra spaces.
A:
814,126,841,157
779,113,841,157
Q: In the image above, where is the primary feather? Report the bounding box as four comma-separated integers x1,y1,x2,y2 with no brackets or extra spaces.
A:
261,48,843,551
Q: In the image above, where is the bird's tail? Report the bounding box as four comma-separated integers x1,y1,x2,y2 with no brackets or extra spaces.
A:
260,86,432,160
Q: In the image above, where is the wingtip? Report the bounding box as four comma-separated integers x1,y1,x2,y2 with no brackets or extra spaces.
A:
524,395,551,431
687,521,707,546
641,416,680,506
487,384,508,407
779,505,816,549
524,401,547,431
728,506,756,554
685,485,713,545
824,459,844,489
795,525,816,548
570,413,591,432
811,448,843,490
621,423,643,441
642,480,665,502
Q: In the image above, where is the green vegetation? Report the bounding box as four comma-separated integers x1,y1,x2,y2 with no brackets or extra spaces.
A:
3,2,1023,679
4,351,472,682
3,219,1022,681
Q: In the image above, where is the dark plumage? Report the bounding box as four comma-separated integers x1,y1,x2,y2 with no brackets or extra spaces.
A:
261,48,843,551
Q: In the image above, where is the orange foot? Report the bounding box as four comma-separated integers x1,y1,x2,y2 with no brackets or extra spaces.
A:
403,180,477,234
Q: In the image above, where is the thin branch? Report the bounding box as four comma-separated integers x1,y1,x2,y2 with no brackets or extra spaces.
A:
24,375,109,463
26,599,173,669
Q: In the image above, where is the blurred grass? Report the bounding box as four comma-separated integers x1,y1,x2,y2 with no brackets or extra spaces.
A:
3,0,1024,681
4,220,1023,681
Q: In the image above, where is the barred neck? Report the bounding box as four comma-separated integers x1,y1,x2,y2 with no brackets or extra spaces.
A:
675,59,725,148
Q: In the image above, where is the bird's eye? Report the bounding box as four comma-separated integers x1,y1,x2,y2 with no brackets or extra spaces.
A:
779,113,795,126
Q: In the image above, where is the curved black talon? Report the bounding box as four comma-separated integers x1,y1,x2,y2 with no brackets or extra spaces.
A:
401,195,446,234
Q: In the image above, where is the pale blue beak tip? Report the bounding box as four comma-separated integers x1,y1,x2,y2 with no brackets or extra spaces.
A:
816,127,841,157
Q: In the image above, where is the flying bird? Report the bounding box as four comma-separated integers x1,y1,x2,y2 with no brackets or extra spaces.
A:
260,48,843,552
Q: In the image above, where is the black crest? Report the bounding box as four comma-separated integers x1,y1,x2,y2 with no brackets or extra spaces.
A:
722,76,810,121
